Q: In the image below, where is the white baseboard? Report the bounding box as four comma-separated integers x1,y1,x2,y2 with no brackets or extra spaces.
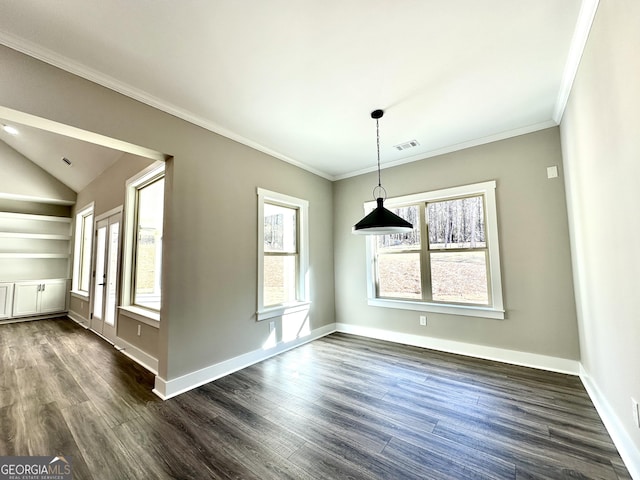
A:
335,323,580,375
69,312,159,375
580,366,640,480
115,336,159,375
153,322,336,400
67,310,89,328
0,312,70,324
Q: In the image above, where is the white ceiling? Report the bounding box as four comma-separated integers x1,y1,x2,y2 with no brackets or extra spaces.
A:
0,0,595,185
0,120,124,192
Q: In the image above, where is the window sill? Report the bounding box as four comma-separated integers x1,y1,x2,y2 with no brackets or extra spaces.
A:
119,306,160,328
70,290,90,301
257,302,311,321
368,298,505,320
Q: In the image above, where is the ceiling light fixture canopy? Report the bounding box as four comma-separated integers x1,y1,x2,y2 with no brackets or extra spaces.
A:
352,109,413,235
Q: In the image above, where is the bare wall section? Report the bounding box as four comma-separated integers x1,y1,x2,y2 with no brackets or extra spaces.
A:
334,127,579,361
560,0,640,460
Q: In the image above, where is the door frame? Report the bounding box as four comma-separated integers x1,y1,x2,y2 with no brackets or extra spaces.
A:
89,206,123,343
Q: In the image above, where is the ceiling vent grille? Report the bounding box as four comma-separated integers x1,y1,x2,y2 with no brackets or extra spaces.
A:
394,140,420,151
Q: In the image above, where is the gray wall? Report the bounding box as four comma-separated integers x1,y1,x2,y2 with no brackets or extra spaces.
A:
118,317,160,359
69,151,155,342
334,127,580,360
74,152,154,217
560,0,640,454
0,140,76,204
0,45,335,382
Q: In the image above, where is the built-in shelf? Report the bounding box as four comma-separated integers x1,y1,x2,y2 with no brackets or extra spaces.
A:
0,212,72,223
0,253,70,259
0,210,72,288
0,232,70,240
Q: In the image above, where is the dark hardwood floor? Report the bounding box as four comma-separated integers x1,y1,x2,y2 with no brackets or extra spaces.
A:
0,318,632,479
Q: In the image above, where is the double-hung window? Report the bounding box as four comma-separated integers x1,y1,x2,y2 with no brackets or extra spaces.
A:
257,188,309,321
367,181,504,319
72,203,94,296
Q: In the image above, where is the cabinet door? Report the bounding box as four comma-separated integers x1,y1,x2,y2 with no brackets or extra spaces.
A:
13,283,41,317
0,283,13,319
40,280,67,314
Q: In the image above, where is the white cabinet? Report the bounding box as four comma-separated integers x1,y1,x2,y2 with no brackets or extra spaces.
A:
12,280,67,318
40,280,68,313
0,283,13,319
13,282,40,316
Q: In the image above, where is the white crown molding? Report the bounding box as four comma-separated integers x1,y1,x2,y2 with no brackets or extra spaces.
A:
553,0,600,123
334,120,558,181
0,32,333,181
1,8,592,184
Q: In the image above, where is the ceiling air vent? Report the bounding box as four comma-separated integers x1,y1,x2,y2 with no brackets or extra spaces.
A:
394,140,420,152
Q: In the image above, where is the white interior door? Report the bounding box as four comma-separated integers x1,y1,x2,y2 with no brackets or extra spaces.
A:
91,211,122,343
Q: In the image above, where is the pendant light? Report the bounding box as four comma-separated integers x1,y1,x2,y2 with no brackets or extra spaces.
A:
352,109,413,235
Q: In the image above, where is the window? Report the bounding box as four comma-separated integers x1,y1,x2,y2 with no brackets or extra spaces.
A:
72,203,94,296
122,163,165,317
366,181,504,319
257,188,309,321
133,176,164,310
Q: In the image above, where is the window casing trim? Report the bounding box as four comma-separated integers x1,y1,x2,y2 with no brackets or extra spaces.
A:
122,162,165,318
71,202,94,297
364,181,504,319
257,188,310,321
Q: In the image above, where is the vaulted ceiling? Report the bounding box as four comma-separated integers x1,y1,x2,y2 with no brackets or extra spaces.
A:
0,0,595,187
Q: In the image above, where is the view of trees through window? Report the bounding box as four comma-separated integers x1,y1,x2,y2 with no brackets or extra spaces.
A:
263,203,297,306
376,195,489,305
427,196,485,249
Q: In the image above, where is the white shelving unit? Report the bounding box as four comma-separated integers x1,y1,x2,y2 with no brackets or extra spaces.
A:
0,212,71,319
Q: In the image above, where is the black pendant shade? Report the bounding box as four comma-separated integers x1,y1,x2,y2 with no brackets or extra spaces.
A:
352,197,413,235
352,109,413,235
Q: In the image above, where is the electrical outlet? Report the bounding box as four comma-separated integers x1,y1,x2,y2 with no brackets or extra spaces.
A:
632,398,640,428
269,321,275,333
419,315,427,326
137,324,141,336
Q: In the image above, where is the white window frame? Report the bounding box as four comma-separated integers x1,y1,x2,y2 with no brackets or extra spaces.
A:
365,180,505,319
120,162,165,323
257,188,310,321
71,202,94,298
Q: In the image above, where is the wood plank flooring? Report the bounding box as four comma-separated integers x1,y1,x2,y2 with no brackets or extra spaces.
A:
0,318,632,479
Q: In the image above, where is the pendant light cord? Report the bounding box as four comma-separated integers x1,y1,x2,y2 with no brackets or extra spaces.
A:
376,117,382,188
